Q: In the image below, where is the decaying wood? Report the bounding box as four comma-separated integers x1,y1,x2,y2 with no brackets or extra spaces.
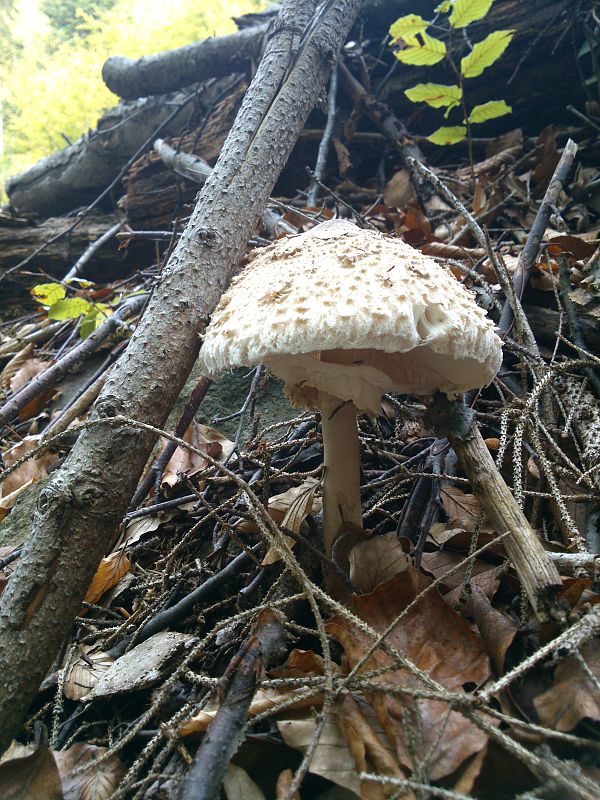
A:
123,80,245,229
0,0,364,755
5,82,228,219
0,213,144,291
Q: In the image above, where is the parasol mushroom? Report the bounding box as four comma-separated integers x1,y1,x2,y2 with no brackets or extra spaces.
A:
198,219,502,569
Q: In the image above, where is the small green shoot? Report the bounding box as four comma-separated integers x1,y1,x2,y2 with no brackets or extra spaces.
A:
31,281,113,338
389,0,514,173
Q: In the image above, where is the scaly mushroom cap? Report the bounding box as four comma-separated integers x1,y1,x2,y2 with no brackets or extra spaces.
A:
199,220,502,413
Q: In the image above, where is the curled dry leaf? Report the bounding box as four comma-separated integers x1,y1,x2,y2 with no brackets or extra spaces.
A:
327,566,491,780
439,485,491,532
223,764,267,800
64,645,114,700
0,479,35,522
349,532,408,594
534,639,600,731
0,743,63,800
54,743,125,800
261,478,321,565
84,551,130,605
1,435,58,497
160,421,235,490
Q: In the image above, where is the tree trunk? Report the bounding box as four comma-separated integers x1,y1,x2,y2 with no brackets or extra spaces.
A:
0,0,364,755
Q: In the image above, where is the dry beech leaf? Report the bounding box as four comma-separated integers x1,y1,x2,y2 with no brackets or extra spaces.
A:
349,532,408,593
420,548,496,591
64,646,114,700
0,344,37,389
384,169,416,209
278,704,362,797
1,435,58,497
0,744,63,799
223,764,267,800
327,566,491,780
181,649,327,736
121,511,176,549
160,421,235,490
9,358,47,393
440,486,491,531
444,567,502,615
469,586,519,675
0,478,34,521
54,743,125,800
534,640,600,731
262,478,321,565
84,552,130,605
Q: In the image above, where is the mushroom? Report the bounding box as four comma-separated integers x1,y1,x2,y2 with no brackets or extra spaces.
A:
198,219,502,577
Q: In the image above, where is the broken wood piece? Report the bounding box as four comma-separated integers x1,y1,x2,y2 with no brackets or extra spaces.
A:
425,394,562,620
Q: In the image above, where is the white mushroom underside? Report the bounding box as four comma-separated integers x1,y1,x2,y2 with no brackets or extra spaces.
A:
265,346,494,413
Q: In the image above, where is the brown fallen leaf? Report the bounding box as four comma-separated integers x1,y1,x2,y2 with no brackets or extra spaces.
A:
469,586,520,675
224,764,267,800
439,486,491,531
160,421,235,490
0,743,63,799
64,645,114,700
84,551,130,605
54,743,125,800
534,640,600,731
1,435,58,497
327,566,491,780
349,532,408,594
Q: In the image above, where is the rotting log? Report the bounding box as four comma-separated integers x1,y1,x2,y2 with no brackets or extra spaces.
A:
0,213,148,291
4,81,229,219
0,0,364,755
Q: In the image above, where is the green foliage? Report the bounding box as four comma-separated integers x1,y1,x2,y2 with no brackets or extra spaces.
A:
31,281,112,338
389,0,513,149
0,0,265,192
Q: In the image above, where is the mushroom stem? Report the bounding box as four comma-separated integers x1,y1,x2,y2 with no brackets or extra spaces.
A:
320,395,363,560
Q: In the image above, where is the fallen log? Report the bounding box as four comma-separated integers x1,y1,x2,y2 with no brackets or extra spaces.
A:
5,81,229,218
0,213,148,291
0,0,363,755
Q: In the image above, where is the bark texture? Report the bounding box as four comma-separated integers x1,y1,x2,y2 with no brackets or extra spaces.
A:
0,0,364,755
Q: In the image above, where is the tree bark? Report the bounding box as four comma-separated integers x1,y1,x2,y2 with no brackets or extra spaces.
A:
0,0,364,755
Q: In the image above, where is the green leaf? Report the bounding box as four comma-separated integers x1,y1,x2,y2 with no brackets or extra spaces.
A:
394,32,446,66
435,1,452,12
79,303,111,338
427,126,467,145
449,0,494,28
467,99,512,123
404,82,462,110
30,282,65,306
461,30,515,78
389,14,429,43
47,297,93,320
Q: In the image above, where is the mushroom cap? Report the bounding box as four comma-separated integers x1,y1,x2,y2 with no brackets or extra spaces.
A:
199,220,502,413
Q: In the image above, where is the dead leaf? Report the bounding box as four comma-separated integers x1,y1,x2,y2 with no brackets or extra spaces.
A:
333,138,352,177
439,486,490,531
54,743,125,800
0,344,38,389
534,640,600,731
470,586,519,675
1,435,58,497
224,764,267,800
349,532,408,593
327,566,491,780
64,646,114,700
84,552,130,605
383,169,416,210
0,479,34,521
0,744,63,799
160,421,235,490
